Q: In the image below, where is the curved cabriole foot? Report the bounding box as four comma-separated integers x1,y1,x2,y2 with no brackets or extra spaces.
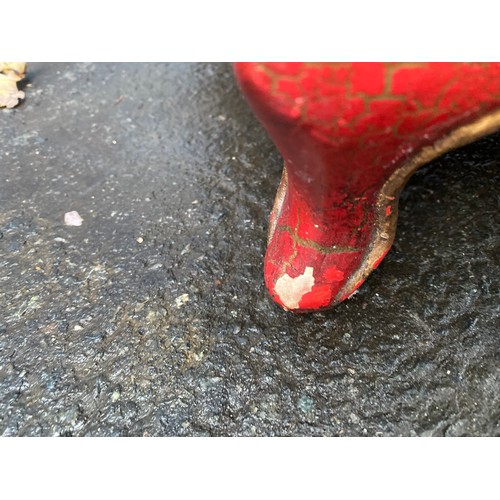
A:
234,62,500,312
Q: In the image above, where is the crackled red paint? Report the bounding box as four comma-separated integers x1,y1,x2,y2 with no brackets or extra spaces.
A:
234,63,500,312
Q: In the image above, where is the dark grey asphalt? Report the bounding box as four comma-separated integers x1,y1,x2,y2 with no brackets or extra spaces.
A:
1,62,499,436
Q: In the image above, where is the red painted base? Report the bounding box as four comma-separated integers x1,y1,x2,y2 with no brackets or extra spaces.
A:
234,63,500,312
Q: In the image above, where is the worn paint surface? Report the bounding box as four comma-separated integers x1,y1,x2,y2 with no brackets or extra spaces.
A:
234,63,500,312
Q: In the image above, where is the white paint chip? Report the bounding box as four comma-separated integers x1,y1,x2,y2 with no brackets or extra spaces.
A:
274,266,315,309
64,211,83,226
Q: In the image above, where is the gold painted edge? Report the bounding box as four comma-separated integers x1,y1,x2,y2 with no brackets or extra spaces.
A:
267,165,288,244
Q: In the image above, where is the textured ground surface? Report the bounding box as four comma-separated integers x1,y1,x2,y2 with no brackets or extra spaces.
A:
1,62,499,436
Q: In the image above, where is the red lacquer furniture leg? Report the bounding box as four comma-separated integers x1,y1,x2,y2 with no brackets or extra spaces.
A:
234,62,500,312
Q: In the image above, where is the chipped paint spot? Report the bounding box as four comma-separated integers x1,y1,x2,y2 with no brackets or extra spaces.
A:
274,266,315,309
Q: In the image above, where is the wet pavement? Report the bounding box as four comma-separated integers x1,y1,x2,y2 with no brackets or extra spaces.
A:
1,62,499,436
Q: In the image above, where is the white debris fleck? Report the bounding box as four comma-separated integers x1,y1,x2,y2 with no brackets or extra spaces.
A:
73,324,83,331
136,236,144,244
274,266,315,309
64,211,83,226
175,293,190,308
350,413,360,424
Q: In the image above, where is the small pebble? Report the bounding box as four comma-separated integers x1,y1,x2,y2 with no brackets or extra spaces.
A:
64,211,83,226
298,395,314,413
175,293,189,308
136,236,144,244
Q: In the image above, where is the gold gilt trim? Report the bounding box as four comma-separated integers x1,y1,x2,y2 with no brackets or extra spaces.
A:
267,166,288,244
